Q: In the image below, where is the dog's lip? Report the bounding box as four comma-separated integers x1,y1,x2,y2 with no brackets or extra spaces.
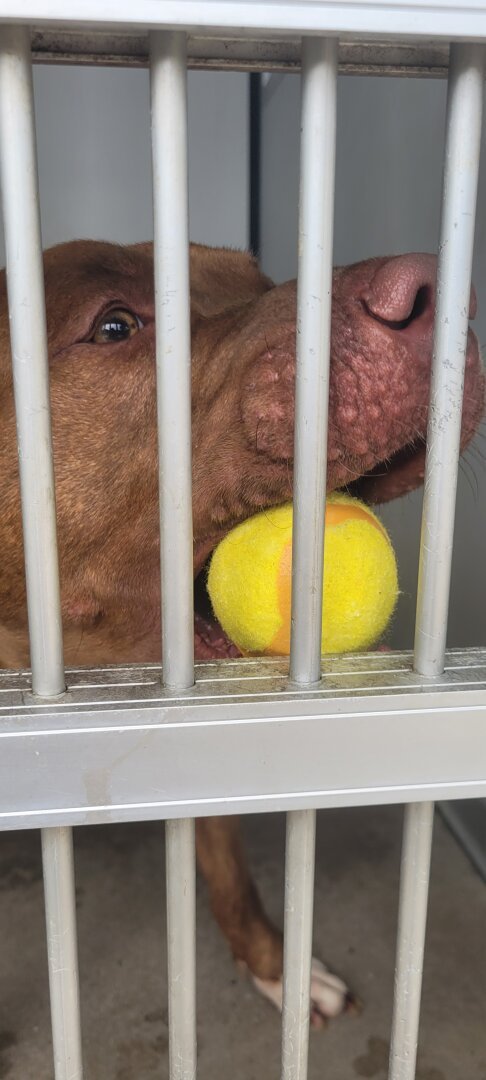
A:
193,534,241,660
193,553,241,659
194,611,241,660
343,436,427,503
361,436,426,480
193,533,226,578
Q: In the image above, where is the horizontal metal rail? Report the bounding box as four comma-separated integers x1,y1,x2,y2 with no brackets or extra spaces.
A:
2,1,486,41
0,649,485,829
29,32,454,77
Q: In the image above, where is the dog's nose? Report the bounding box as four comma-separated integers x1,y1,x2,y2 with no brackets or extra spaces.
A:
362,252,476,332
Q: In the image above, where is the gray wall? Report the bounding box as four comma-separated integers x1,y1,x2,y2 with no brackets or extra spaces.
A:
261,73,486,649
0,65,249,253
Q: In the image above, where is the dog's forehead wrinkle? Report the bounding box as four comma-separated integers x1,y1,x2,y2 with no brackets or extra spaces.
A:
44,237,154,303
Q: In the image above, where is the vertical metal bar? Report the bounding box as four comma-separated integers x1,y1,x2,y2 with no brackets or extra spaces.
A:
150,32,197,1080
388,804,434,1080
42,829,84,1080
150,29,194,692
282,37,338,1080
289,37,338,687
0,25,64,696
281,810,317,1080
0,28,83,1080
165,818,197,1080
414,44,484,677
389,44,484,1080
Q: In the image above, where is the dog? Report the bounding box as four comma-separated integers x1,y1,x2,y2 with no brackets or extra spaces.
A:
0,241,483,1024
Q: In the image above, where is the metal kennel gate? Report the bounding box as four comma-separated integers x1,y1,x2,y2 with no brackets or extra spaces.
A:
0,6,485,1080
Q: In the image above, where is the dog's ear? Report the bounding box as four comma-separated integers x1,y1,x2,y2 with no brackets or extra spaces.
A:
190,245,272,318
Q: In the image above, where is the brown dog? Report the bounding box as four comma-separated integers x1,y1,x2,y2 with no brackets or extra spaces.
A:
0,241,483,1023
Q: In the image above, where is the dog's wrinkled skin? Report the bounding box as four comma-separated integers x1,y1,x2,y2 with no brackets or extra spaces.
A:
0,242,483,1023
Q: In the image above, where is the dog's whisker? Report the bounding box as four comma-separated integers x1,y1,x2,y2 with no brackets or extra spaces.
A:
459,456,479,502
466,442,486,467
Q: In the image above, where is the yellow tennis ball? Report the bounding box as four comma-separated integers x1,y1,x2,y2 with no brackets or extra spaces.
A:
207,493,398,656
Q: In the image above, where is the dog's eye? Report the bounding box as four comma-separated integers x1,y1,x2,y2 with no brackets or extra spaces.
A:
92,308,143,344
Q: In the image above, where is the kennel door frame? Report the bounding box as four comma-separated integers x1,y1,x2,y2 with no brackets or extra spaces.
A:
2,0,486,40
0,12,485,1080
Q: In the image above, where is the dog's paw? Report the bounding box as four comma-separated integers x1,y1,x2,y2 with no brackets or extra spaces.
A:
251,958,356,1029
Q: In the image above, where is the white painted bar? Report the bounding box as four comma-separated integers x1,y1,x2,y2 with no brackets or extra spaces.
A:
281,810,317,1080
283,35,338,1080
388,803,434,1080
290,36,337,686
390,42,485,1080
0,25,64,695
42,828,84,1080
414,43,485,677
165,818,197,1080
150,29,194,691
150,30,197,1080
0,26,84,1080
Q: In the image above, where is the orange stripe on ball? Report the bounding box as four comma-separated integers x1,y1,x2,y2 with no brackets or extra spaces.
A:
266,502,385,656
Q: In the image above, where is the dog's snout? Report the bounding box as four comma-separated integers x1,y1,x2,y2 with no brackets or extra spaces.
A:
361,252,476,334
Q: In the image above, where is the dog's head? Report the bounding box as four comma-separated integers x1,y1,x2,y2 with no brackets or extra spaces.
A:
0,241,483,665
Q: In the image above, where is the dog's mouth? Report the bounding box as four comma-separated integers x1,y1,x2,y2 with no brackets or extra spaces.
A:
194,570,241,661
344,436,427,504
192,434,430,661
192,436,428,661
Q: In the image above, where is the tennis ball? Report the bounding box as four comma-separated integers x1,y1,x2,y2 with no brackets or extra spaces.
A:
207,493,398,656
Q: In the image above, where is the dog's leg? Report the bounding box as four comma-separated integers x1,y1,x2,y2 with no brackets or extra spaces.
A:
196,815,283,977
195,816,352,1025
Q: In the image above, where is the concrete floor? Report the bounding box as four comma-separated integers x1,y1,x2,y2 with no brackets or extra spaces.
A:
0,807,485,1080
